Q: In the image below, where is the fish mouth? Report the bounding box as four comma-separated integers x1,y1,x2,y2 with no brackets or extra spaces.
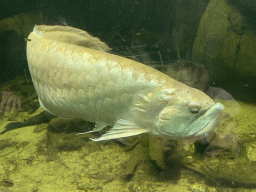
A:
188,102,224,140
190,114,217,139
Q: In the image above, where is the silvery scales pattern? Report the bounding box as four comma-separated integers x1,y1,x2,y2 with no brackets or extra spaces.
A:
26,25,224,141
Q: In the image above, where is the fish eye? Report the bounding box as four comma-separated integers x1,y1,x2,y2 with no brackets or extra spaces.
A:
187,101,202,114
189,107,201,114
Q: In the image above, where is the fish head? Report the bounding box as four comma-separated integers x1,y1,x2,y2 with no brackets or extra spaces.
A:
150,87,224,141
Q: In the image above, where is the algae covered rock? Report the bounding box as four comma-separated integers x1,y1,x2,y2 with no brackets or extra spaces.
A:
183,157,256,187
193,0,256,91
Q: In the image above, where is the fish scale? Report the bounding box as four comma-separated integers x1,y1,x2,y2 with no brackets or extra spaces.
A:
26,25,224,141
28,30,157,121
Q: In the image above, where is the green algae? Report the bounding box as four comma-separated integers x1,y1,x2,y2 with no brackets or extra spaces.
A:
0,77,255,191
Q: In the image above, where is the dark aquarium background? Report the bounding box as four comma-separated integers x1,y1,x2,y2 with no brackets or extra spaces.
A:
1,0,255,102
0,0,256,191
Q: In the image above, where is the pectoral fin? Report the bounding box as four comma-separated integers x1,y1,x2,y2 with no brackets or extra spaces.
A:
90,119,148,141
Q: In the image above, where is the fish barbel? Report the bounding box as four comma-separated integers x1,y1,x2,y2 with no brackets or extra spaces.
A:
26,25,224,141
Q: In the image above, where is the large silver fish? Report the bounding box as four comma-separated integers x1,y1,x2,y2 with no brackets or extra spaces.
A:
26,25,224,141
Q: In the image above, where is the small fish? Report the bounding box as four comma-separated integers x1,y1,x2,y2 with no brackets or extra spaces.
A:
26,25,224,141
